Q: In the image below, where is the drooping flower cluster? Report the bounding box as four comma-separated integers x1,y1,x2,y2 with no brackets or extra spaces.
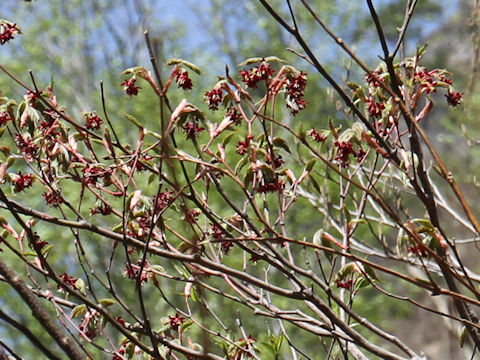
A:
309,129,328,143
255,176,285,193
90,204,112,216
175,70,193,90
365,97,385,119
83,111,103,130
153,191,175,212
120,77,141,96
334,141,366,168
0,22,19,45
336,279,353,290
42,191,63,206
169,313,185,331
236,135,253,155
204,87,223,110
82,166,111,186
123,259,151,284
58,273,78,292
445,90,463,107
182,121,204,139
0,111,12,126
225,106,242,125
15,134,38,161
285,72,308,115
13,172,34,192
240,61,275,88
364,70,384,88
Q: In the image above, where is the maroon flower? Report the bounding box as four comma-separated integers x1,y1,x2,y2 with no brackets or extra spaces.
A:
58,273,78,292
365,97,385,119
266,153,284,169
42,191,63,207
0,22,19,45
285,72,308,115
176,70,193,90
184,209,201,223
255,177,285,193
414,68,439,94
13,172,34,192
221,240,234,255
309,129,328,143
226,107,242,125
407,244,429,257
15,134,38,161
445,90,463,107
240,61,275,88
236,135,253,155
82,166,111,186
336,279,353,290
121,77,141,96
364,70,384,87
182,121,204,139
90,204,112,216
334,141,356,168
0,111,12,126
204,87,223,111
123,260,150,284
169,313,185,331
83,112,103,130
153,191,174,212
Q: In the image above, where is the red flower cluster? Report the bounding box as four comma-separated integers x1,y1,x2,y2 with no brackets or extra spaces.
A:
58,273,78,292
413,68,451,94
309,129,328,142
364,70,384,88
236,135,253,155
182,121,204,139
226,107,242,125
123,260,150,284
240,61,275,88
445,90,463,107
407,244,428,257
285,72,308,115
169,313,185,331
176,70,193,90
42,191,63,207
0,22,19,45
336,279,353,290
120,77,141,96
184,208,201,223
255,177,285,193
365,97,385,119
0,111,12,126
90,204,112,216
204,87,223,110
13,172,34,192
153,191,174,212
15,134,38,161
82,166,111,186
334,141,366,167
83,112,103,130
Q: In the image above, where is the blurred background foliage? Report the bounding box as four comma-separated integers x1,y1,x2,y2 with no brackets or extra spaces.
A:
0,0,478,358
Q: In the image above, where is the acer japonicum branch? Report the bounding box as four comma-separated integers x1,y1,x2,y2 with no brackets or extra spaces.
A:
0,2,478,360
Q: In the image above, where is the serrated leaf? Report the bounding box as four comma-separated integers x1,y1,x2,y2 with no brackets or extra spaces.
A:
312,229,324,246
459,326,467,348
98,299,116,307
261,163,275,180
74,278,86,294
70,304,86,318
306,159,316,172
272,137,290,153
363,265,378,281
244,166,254,188
166,58,202,75
41,244,56,256
335,263,355,281
181,320,194,331
222,130,237,147
124,114,143,129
